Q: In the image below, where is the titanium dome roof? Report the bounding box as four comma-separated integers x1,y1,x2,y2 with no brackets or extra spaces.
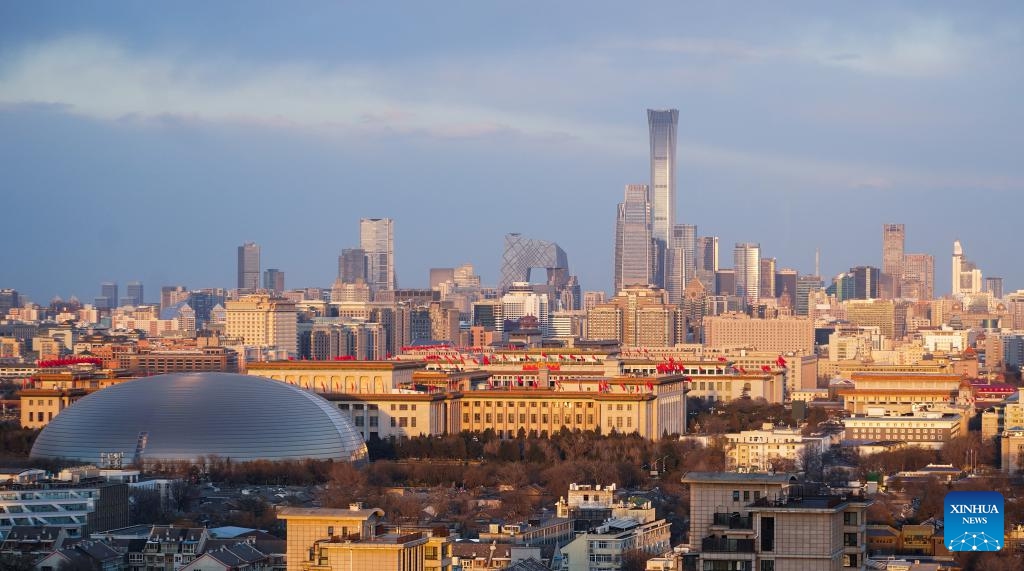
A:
30,372,368,465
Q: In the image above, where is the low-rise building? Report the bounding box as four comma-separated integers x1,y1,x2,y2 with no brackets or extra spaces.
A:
557,517,671,571
843,411,961,450
723,423,829,472
277,504,452,571
0,476,129,541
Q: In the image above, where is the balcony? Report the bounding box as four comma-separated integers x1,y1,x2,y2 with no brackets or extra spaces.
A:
701,537,755,553
712,512,753,529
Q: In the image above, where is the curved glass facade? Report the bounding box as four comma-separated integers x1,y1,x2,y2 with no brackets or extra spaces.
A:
31,372,368,465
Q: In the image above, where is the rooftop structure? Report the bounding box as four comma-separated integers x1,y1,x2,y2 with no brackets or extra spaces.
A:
30,372,368,465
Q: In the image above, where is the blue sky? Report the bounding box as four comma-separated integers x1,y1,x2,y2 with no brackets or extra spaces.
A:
1,3,1021,303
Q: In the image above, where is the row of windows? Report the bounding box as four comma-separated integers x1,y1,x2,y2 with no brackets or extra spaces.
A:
463,413,592,425
732,490,764,502
25,411,54,422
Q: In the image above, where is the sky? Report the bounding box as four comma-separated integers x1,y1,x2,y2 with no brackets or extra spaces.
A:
1,2,1022,304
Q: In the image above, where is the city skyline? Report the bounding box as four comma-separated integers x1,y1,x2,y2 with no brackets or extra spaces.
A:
1,4,1021,302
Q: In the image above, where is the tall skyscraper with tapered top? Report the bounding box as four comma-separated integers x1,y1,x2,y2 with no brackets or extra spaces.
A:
237,242,261,291
360,218,396,294
882,223,905,299
648,109,678,288
614,184,652,292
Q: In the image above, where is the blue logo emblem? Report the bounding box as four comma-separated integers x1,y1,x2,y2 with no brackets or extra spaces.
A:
945,491,1003,551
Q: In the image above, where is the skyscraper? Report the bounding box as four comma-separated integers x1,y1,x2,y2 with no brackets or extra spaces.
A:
360,218,396,294
124,281,144,306
902,253,935,300
648,109,678,287
697,236,719,273
849,266,881,299
338,248,368,283
795,275,823,317
952,240,983,296
0,289,20,318
881,223,905,299
614,184,652,292
985,277,1004,299
95,282,118,309
759,258,776,302
263,269,285,292
775,268,798,309
237,242,261,291
733,243,761,306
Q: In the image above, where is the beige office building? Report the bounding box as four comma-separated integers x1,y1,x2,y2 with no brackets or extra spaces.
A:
844,300,897,340
225,294,298,355
703,315,814,354
585,286,677,347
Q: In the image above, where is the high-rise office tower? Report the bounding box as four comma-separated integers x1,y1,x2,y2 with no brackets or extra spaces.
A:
697,237,719,273
360,218,396,294
648,109,678,287
775,268,798,309
666,224,697,304
338,248,368,283
795,275,823,317
952,240,983,296
263,269,285,292
613,184,653,292
124,281,144,306
849,266,881,299
986,277,1004,300
881,223,905,299
902,253,935,300
715,269,736,297
0,289,19,317
759,258,776,301
95,282,118,309
733,243,761,306
237,242,261,291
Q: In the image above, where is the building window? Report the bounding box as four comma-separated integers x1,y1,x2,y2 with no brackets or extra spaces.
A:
761,517,774,552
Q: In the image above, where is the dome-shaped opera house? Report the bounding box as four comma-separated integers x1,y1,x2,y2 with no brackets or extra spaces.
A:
30,372,368,465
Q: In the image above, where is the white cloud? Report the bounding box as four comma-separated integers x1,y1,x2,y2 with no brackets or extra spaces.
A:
627,20,972,78
0,34,1016,194
0,36,587,142
804,21,971,77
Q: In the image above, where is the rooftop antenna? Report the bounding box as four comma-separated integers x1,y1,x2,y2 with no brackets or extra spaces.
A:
814,248,820,277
